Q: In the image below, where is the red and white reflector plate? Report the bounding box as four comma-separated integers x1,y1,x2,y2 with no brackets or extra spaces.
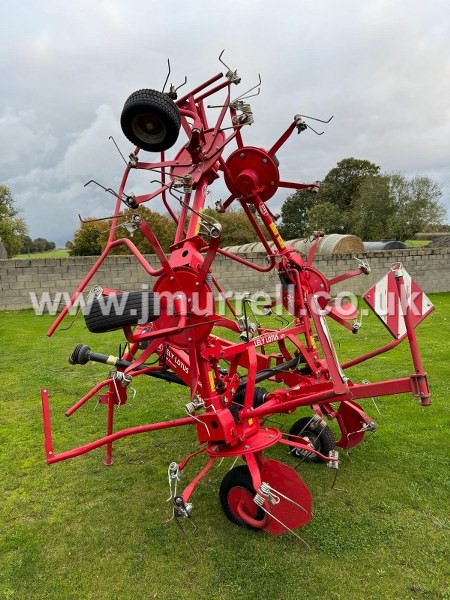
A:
363,267,434,339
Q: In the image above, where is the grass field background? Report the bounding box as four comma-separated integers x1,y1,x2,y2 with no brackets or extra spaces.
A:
13,249,70,259
0,295,448,599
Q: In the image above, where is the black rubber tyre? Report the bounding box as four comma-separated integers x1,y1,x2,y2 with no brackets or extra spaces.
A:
121,89,181,152
83,291,160,334
289,416,336,463
219,465,265,530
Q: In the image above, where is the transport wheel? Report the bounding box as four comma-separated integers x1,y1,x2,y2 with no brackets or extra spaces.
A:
83,291,160,333
289,416,336,463
219,466,265,530
120,89,181,152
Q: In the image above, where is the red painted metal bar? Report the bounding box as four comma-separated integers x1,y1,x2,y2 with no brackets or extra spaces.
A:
218,192,238,212
137,217,177,282
245,452,263,491
307,235,324,266
47,238,163,336
177,72,223,105
208,85,231,144
181,457,216,503
104,391,115,466
349,377,413,400
327,310,357,332
65,379,113,417
195,78,229,103
278,437,334,462
134,185,170,206
211,274,238,318
108,162,132,244
240,389,339,421
242,375,415,422
268,121,296,156
278,181,317,190
328,268,365,287
196,98,208,129
341,337,404,369
134,159,191,170
394,269,431,405
41,388,54,459
177,447,207,471
41,385,195,464
240,201,276,256
179,107,202,132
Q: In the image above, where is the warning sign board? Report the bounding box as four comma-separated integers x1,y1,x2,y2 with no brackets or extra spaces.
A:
363,267,434,339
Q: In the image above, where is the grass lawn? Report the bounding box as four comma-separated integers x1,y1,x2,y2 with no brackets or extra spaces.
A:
13,249,70,259
0,296,449,599
404,240,431,248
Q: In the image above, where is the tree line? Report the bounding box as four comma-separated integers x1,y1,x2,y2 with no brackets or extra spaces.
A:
1,157,446,258
0,185,56,257
65,206,261,256
278,158,445,241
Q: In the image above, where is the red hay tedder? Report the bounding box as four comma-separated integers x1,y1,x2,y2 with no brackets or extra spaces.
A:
41,54,433,541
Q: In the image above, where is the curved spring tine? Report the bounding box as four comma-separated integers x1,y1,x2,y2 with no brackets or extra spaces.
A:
301,114,334,124
218,49,232,72
108,136,127,165
162,58,171,93
233,73,262,102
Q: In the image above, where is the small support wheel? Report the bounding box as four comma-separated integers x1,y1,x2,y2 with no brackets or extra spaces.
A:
219,465,265,530
289,416,336,463
121,89,181,152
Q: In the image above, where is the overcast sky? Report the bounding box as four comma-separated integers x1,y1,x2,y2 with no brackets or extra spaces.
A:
1,0,449,247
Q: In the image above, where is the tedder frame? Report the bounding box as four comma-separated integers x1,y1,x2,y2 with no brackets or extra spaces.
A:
41,54,433,539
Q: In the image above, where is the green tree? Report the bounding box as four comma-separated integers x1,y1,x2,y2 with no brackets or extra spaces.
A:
67,207,177,256
320,157,381,212
278,189,317,239
349,175,394,240
306,201,346,235
0,185,28,257
350,173,445,240
281,158,381,236
19,234,35,254
68,220,105,256
121,206,176,254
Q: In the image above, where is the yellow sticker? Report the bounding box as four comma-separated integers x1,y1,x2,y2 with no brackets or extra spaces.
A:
248,418,254,426
208,371,216,391
276,234,286,249
269,223,286,249
194,210,203,236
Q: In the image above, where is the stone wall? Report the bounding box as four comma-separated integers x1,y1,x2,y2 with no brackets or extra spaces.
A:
0,247,449,311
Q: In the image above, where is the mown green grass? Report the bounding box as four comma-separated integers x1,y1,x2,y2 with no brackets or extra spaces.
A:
13,249,69,259
0,296,449,600
404,240,430,248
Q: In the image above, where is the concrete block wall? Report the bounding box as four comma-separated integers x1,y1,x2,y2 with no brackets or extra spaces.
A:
0,247,449,311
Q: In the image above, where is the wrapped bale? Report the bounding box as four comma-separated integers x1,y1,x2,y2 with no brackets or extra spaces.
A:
224,234,364,255
286,234,364,255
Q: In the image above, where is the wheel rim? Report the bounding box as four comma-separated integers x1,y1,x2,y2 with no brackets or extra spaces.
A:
132,114,167,144
227,486,260,521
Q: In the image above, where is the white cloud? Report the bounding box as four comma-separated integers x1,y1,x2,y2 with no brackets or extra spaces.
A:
0,109,57,172
0,0,449,246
